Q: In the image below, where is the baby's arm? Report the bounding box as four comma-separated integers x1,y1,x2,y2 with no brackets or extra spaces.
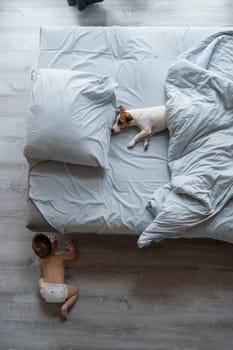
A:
56,239,77,260
48,234,57,247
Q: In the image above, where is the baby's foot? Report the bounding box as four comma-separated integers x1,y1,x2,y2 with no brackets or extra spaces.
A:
61,306,68,320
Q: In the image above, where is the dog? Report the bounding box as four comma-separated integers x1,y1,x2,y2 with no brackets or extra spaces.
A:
111,105,167,150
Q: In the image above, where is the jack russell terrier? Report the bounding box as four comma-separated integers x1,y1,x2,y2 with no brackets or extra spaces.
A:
111,105,167,150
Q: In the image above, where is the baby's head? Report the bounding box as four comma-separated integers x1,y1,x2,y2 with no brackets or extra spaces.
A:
32,233,52,259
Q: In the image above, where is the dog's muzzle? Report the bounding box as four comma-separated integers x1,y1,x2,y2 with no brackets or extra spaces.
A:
111,125,121,134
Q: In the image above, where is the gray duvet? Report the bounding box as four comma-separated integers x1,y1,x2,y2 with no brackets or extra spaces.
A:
138,31,233,247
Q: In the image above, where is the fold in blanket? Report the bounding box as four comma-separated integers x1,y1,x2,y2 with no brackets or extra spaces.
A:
138,31,233,248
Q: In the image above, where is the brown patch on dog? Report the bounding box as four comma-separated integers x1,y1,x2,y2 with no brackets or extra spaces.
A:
117,107,133,128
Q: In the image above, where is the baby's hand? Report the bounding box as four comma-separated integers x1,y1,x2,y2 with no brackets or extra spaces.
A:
65,239,75,250
48,234,57,246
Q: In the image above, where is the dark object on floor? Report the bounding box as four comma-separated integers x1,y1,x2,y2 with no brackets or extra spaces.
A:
67,0,77,6
67,0,104,11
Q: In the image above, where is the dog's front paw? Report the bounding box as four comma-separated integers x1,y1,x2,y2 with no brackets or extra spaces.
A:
127,141,135,149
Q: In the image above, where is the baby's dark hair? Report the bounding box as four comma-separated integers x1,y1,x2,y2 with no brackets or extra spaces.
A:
32,234,52,259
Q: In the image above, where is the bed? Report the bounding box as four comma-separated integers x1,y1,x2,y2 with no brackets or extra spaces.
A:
25,26,233,247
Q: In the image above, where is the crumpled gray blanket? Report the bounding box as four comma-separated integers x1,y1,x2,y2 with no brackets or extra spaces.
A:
138,31,233,248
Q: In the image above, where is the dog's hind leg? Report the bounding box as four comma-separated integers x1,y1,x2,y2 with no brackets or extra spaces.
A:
144,136,151,150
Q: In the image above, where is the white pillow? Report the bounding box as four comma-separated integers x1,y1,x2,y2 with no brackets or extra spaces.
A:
24,68,116,167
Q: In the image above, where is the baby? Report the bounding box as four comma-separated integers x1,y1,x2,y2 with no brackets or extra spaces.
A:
32,233,78,319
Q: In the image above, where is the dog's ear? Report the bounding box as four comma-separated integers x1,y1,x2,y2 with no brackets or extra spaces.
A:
115,106,122,116
125,114,133,123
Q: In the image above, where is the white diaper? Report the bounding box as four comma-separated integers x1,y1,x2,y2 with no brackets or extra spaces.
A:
40,282,68,303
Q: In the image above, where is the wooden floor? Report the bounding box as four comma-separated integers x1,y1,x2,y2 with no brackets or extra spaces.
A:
1,0,233,349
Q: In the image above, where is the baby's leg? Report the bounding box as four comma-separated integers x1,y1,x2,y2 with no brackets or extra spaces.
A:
61,284,78,320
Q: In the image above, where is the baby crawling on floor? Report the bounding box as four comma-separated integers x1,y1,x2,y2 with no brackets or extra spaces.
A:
32,233,78,320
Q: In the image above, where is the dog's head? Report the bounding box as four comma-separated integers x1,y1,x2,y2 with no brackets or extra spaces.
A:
111,106,133,134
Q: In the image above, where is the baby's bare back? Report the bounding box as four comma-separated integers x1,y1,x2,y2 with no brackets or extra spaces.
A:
40,254,65,284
